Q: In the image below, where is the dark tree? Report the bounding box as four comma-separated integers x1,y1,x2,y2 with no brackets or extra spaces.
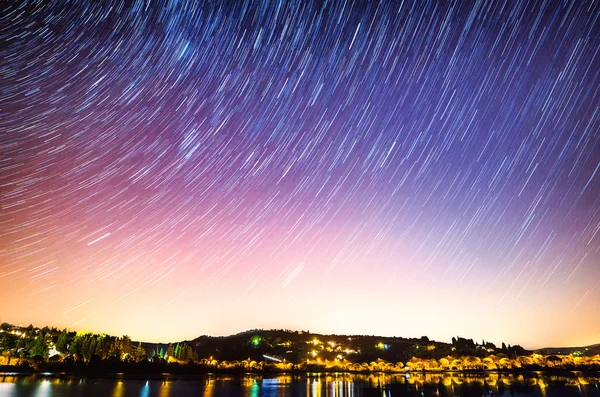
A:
86,338,97,361
55,329,70,354
29,336,48,359
0,332,18,353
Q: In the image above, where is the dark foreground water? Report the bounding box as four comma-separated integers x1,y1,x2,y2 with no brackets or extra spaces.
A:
1,372,599,397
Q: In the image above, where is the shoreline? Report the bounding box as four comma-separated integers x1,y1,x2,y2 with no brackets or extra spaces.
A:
2,367,599,379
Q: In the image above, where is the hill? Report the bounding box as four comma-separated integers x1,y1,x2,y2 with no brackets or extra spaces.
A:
536,344,600,357
3,322,599,374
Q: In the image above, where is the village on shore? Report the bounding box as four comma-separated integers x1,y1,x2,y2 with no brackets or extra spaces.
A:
1,323,599,374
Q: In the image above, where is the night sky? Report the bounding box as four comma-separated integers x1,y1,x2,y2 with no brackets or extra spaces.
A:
1,0,599,349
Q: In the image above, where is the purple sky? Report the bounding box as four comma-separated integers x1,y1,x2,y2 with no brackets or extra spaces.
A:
1,0,599,348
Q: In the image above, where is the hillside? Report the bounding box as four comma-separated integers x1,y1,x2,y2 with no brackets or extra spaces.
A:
3,322,599,374
165,329,530,364
536,344,600,356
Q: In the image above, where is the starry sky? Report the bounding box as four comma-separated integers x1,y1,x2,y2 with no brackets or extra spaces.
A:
1,0,599,349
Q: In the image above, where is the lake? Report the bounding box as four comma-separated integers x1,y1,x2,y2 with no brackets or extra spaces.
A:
1,372,599,397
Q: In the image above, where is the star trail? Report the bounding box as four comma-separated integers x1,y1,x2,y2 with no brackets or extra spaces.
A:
1,0,599,348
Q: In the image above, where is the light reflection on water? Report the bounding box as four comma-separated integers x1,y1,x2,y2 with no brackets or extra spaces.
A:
0,381,16,396
0,372,599,397
114,380,124,397
158,380,170,397
140,380,150,397
33,379,50,397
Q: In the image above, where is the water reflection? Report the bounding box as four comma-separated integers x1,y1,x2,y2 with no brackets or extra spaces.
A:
0,372,599,397
0,381,16,397
250,382,259,397
113,380,124,397
140,380,150,397
159,380,171,397
203,377,214,397
34,379,51,397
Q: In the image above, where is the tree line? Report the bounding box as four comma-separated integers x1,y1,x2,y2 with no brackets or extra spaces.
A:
0,322,195,364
